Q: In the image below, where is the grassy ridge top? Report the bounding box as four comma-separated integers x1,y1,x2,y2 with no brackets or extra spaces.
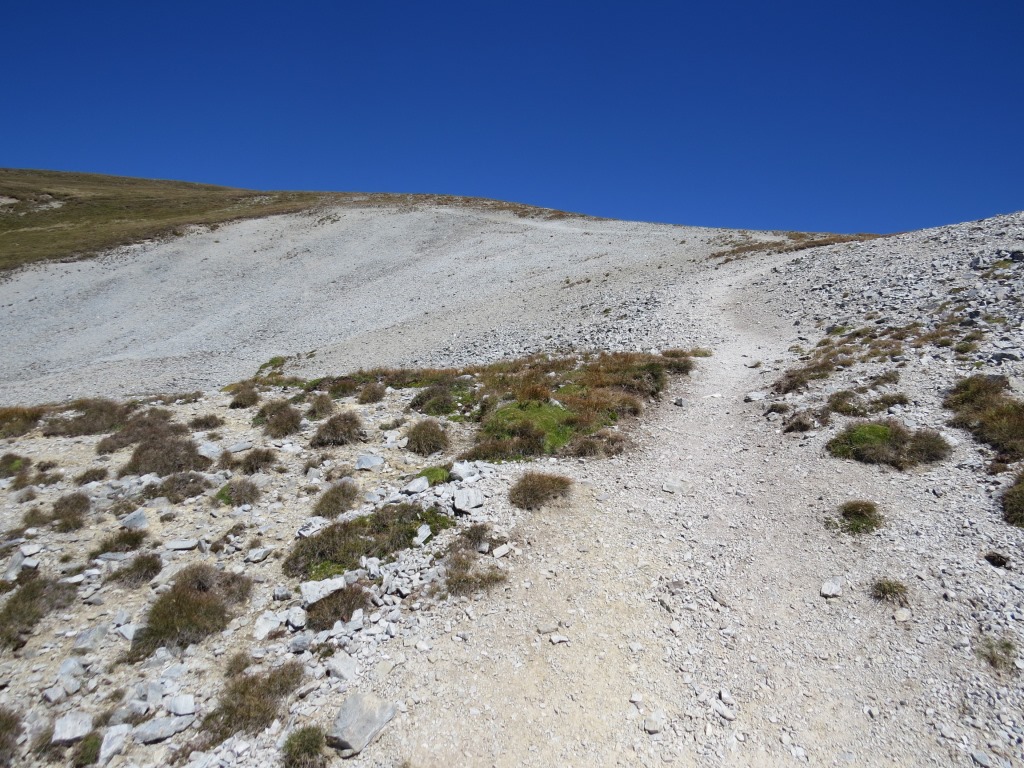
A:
0,169,327,271
0,169,588,272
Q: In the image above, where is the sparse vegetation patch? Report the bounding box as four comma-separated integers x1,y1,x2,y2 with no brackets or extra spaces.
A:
0,574,76,649
509,472,573,509
196,661,303,749
826,419,951,470
838,500,883,534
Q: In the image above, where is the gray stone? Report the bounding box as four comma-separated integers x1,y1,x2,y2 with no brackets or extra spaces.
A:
662,482,686,494
289,633,312,653
355,454,385,471
52,711,93,744
450,462,479,481
971,752,992,767
197,442,221,460
712,700,736,721
116,624,138,642
327,692,396,757
402,477,429,495
743,391,768,402
297,517,329,538
453,487,484,513
3,551,25,582
245,547,272,563
326,651,360,682
133,715,194,744
253,611,283,641
820,578,843,598
165,539,199,551
99,724,131,765
300,577,348,606
59,658,85,678
227,441,252,453
492,544,511,559
73,624,109,653
286,607,307,630
644,709,667,734
412,523,432,547
167,694,196,716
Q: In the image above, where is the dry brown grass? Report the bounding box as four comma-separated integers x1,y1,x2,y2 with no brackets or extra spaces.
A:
944,375,1024,463
305,393,334,420
826,420,951,470
0,406,46,437
357,382,387,404
120,437,211,477
109,553,162,588
125,564,252,661
256,400,302,438
0,706,22,767
509,472,573,509
406,419,449,456
196,661,303,748
42,398,131,437
311,412,363,447
306,585,370,630
52,492,90,531
0,573,76,649
313,481,360,519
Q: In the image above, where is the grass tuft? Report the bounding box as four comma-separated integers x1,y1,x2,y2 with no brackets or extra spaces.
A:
239,447,276,475
229,383,260,409
53,492,90,532
0,406,46,437
215,478,260,507
313,481,360,519
96,408,185,454
125,564,251,661
976,636,1018,673
0,453,30,478
282,726,328,768
189,414,224,430
826,419,950,470
839,500,883,534
944,374,1024,463
305,393,334,420
283,503,454,580
256,400,302,438
90,529,147,559
358,383,387,404
74,467,108,485
0,574,76,649
509,471,573,509
870,578,908,604
0,706,23,768
42,398,130,437
1002,473,1024,527
306,585,369,630
152,471,212,503
417,466,451,485
121,437,211,477
109,553,162,588
70,730,101,767
310,412,362,447
406,419,449,456
196,662,303,748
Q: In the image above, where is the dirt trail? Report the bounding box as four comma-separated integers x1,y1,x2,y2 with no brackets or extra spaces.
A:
376,258,962,767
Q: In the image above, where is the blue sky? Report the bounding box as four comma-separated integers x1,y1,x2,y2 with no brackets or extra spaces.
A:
4,1,1022,233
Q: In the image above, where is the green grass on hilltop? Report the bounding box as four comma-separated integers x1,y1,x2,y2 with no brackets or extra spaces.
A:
0,169,325,271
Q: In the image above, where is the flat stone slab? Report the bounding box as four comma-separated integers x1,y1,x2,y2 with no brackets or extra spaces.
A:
453,487,484,513
52,711,93,744
165,539,199,551
355,454,385,471
300,576,349,606
327,692,396,757
820,577,843,598
402,476,430,495
133,715,195,744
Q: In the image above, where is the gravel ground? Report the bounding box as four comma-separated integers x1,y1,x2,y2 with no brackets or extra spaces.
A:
1,204,1022,767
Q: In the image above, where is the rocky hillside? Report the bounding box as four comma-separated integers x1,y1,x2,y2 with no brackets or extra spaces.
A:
1,195,1022,768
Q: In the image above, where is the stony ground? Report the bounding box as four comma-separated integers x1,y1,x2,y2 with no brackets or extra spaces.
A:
1,204,1023,767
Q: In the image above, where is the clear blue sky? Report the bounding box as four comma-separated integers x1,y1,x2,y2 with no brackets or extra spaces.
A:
4,1,1022,233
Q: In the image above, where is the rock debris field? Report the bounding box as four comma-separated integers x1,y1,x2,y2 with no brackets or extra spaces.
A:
1,202,1023,767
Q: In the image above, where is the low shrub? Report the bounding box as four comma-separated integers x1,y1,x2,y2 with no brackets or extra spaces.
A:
256,400,302,438
282,726,328,768
976,635,1017,673
0,453,30,479
826,420,951,470
189,414,224,430
870,578,908,605
310,412,362,447
357,383,386,404
109,553,162,587
944,374,1024,462
839,500,883,534
215,479,260,507
96,408,185,454
0,706,21,767
53,492,90,532
71,730,101,766
406,419,449,456
1003,473,1024,527
0,574,76,649
224,651,253,678
305,393,334,420
240,448,276,475
509,472,573,509
197,662,303,748
410,381,460,415
283,503,453,579
152,472,212,503
120,437,212,477
444,547,506,596
90,529,147,559
125,564,252,661
75,467,108,485
229,383,260,409
417,466,450,485
313,481,360,519
0,406,46,437
42,398,130,437
306,585,369,631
